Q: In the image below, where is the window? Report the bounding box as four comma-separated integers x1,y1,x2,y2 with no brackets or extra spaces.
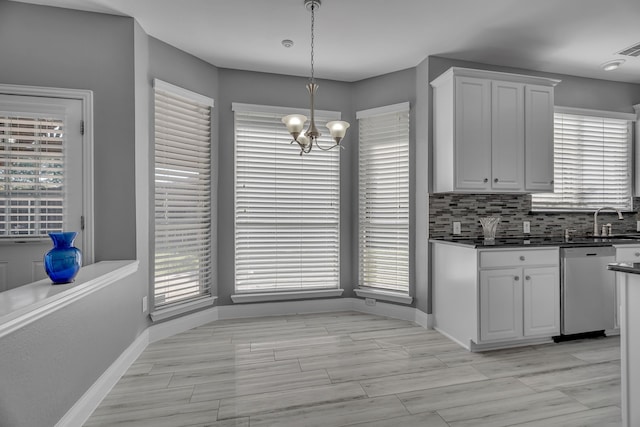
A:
233,103,340,295
357,103,410,294
0,113,65,236
532,109,633,211
153,80,214,313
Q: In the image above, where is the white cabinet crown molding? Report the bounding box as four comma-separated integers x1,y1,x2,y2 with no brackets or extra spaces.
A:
430,67,561,88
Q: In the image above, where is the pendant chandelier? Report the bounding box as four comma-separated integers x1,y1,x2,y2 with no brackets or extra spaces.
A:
281,0,350,155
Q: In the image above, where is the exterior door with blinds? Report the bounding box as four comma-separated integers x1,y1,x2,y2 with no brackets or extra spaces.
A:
0,95,83,291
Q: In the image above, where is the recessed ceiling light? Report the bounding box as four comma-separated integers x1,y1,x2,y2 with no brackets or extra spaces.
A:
601,59,625,71
281,39,294,48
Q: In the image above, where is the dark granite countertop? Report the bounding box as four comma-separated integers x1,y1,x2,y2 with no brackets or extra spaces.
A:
608,262,640,275
430,235,640,249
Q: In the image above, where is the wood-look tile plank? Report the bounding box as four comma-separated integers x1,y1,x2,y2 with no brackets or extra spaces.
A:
347,412,449,427
401,340,468,356
398,377,536,414
571,346,621,363
84,400,219,426
248,395,410,427
559,377,621,409
372,330,458,348
147,349,276,375
327,354,445,383
229,326,330,344
433,346,538,367
360,364,488,397
298,347,410,371
139,342,253,363
438,390,590,427
91,386,197,416
190,369,332,403
471,351,588,379
348,325,427,341
509,405,622,426
324,318,418,335
274,339,380,360
516,360,620,391
250,334,351,352
533,336,619,355
216,382,367,420
122,362,154,376
167,359,302,388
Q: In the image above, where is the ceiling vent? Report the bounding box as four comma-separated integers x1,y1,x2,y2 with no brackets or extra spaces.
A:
617,42,640,57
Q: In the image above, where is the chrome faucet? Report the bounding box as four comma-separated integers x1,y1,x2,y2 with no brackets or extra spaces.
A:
593,207,624,236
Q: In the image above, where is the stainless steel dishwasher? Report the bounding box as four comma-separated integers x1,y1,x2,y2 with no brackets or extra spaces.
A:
561,246,616,336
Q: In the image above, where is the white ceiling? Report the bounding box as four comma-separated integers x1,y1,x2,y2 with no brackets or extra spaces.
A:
10,0,640,83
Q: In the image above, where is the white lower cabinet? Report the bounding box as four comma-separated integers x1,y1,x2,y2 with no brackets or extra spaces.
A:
480,265,559,343
523,266,560,337
432,242,560,351
480,268,522,342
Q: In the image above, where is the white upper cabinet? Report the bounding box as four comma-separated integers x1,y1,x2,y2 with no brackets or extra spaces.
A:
431,67,560,193
524,86,555,191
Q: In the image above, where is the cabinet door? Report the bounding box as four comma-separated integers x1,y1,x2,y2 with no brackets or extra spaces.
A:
491,81,524,191
480,268,523,342
454,77,492,191
523,266,559,337
524,85,554,192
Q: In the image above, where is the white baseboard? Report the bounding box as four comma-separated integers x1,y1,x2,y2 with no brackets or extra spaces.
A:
58,297,431,426
56,329,150,427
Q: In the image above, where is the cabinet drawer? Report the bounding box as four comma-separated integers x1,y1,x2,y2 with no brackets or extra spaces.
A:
615,246,640,262
480,249,558,268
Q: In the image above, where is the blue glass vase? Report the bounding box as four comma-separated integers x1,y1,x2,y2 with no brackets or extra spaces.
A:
44,232,82,284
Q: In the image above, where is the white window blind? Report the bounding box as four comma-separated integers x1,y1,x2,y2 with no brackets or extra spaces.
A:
233,104,340,293
154,80,213,309
0,113,64,236
532,111,633,211
358,103,410,293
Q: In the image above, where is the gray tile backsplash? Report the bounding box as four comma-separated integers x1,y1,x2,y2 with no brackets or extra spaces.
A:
429,193,640,239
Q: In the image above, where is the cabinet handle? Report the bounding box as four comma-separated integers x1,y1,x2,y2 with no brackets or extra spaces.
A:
525,275,531,281
550,180,554,184
483,178,489,183
514,276,520,281
519,256,525,261
494,178,499,183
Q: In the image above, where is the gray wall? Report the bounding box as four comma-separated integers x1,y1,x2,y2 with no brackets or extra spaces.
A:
216,69,353,304
0,1,137,261
0,4,149,425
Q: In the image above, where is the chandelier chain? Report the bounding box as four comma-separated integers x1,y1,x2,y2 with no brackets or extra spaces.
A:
310,2,315,84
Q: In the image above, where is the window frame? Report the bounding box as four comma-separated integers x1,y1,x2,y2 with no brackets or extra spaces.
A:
231,102,344,302
356,102,411,302
151,79,215,320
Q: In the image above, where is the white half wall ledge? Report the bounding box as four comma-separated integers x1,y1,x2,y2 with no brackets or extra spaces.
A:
0,260,139,339
57,297,433,427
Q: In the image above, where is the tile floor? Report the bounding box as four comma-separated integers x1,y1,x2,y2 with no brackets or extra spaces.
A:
84,311,622,426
